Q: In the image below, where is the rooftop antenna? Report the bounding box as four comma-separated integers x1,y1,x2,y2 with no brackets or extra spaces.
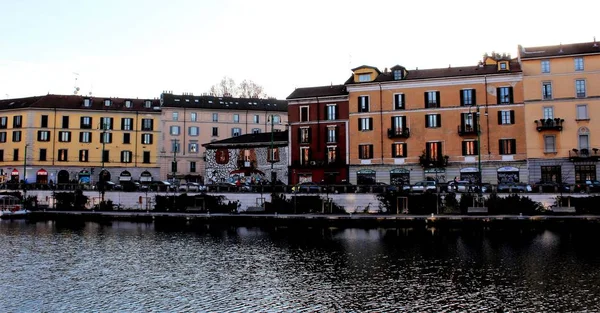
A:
73,72,80,95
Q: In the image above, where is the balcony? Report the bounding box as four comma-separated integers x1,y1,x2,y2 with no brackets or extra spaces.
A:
426,102,439,108
569,148,599,162
418,155,449,168
387,127,410,139
457,124,478,136
535,118,564,131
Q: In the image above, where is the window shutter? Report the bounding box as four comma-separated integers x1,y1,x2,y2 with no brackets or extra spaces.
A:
390,116,395,128
109,133,113,143
391,143,396,157
401,94,405,109
436,91,441,106
149,119,154,130
509,87,514,104
496,88,501,104
324,105,328,120
426,143,431,159
437,142,442,157
472,89,477,105
460,90,465,106
425,115,430,128
275,148,279,161
424,92,428,107
358,119,362,131
365,97,369,111
436,114,442,127
499,140,505,154
510,110,515,124
297,128,301,143
460,113,466,127
401,116,407,128
368,118,373,130
79,132,83,142
511,139,517,154
369,145,373,158
475,141,479,153
307,128,312,142
497,111,502,124
334,106,338,119
335,128,339,142
462,142,467,155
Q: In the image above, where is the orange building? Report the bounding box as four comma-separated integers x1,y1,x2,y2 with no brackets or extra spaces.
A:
346,57,527,186
520,40,600,184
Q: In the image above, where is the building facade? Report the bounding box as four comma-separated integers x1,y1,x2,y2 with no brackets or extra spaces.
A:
0,95,161,187
202,131,289,185
286,85,349,184
345,58,528,186
520,40,600,184
159,92,288,183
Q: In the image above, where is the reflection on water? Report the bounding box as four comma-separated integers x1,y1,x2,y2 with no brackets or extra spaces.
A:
1,220,599,312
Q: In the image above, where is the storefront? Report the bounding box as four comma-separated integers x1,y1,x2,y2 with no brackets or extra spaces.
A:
10,169,19,183
424,168,445,182
78,170,91,184
99,170,111,183
390,168,410,186
459,167,480,183
119,170,132,182
497,166,520,183
36,169,48,184
357,169,376,185
57,170,70,184
140,171,152,183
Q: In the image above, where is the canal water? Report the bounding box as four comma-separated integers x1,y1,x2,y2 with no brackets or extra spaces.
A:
1,220,600,312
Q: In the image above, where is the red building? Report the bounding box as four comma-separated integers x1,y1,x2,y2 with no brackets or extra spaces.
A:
286,85,349,184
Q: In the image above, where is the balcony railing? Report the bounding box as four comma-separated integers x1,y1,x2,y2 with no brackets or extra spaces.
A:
569,148,599,162
535,118,564,131
457,124,478,136
387,127,410,139
426,102,439,108
418,155,449,168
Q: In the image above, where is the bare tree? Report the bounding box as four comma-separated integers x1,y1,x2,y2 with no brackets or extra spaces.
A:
238,79,266,98
209,76,238,97
208,77,268,98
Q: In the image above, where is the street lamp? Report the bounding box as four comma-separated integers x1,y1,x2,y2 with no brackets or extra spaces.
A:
23,144,28,209
99,122,109,205
268,115,275,187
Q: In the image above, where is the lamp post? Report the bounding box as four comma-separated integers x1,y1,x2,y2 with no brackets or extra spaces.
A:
269,115,275,187
100,122,108,205
476,106,482,195
23,144,28,209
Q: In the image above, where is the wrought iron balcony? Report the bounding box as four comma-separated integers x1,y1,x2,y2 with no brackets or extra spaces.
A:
535,118,564,131
457,124,478,136
387,127,410,139
569,148,599,162
418,155,449,168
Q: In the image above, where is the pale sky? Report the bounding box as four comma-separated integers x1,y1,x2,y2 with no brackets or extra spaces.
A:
1,0,597,100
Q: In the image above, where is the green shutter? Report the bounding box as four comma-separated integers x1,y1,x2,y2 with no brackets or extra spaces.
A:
436,91,441,107
437,114,442,127
369,118,373,130
499,140,505,154
462,141,467,155
425,115,430,128
424,92,428,107
511,139,517,154
509,87,514,104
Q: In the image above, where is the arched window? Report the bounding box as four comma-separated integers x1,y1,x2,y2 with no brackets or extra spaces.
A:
578,127,590,152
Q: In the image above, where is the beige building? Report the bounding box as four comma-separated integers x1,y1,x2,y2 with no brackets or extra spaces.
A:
159,92,288,182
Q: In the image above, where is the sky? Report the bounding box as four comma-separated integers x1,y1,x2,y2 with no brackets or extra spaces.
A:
1,0,598,100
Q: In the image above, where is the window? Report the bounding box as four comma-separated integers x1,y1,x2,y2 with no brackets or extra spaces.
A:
83,98,91,107
576,80,586,98
300,147,310,165
143,151,150,164
102,150,110,163
13,149,18,161
104,99,111,107
499,62,507,70
80,132,92,143
121,151,132,163
12,131,21,142
462,141,478,156
62,116,69,129
58,131,71,142
79,149,89,162
253,115,259,123
393,70,402,80
575,58,584,71
190,161,197,173
171,162,178,173
212,127,218,136
461,89,475,106
41,115,48,128
13,115,22,128
300,106,309,122
300,128,311,143
394,94,405,110
327,146,337,163
392,143,407,158
188,126,199,136
171,140,180,153
326,105,337,120
189,143,198,153
0,150,3,162
0,117,6,128
358,74,370,82
497,87,513,104
58,149,68,161
461,113,475,130
80,116,92,129
170,126,180,135
578,129,589,151
272,115,281,124
123,133,130,144
172,112,179,121
121,118,133,131
358,144,373,159
358,96,369,112
425,142,442,160
499,139,517,155
577,104,588,120
213,113,219,122
498,110,515,125
543,107,554,120
541,166,562,182
125,100,132,108
39,149,47,161
0,132,6,142
575,165,596,183
233,114,240,123
232,128,241,137
37,131,50,142
541,60,550,73
141,119,153,131
252,128,261,134
542,82,552,100
191,112,197,122
144,100,152,108
327,127,337,143
358,117,373,131
100,117,113,130
425,91,440,108
425,114,441,128
141,133,153,144
100,132,113,144
544,135,556,153
267,148,280,162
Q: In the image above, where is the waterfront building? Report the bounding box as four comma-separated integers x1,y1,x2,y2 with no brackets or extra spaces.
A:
0,95,161,187
345,57,527,186
159,92,288,183
202,131,289,185
520,40,600,184
286,85,349,184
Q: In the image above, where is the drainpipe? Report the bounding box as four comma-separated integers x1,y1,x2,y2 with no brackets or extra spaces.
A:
485,75,491,156
379,83,384,164
315,96,320,153
52,108,57,166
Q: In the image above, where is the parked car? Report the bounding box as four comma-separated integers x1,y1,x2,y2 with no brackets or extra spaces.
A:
357,182,398,193
532,181,571,193
150,181,177,192
497,183,532,193
179,182,204,192
574,180,600,193
411,181,437,193
115,181,139,192
328,181,357,194
448,180,477,193
292,182,321,193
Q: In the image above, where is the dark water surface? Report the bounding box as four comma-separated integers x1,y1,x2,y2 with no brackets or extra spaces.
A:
1,220,599,312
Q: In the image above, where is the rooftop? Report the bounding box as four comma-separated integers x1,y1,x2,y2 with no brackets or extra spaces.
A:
519,40,600,59
161,93,287,112
286,84,348,100
202,131,288,148
0,95,160,112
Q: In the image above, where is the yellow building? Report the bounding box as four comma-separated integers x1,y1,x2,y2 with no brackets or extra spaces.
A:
520,40,600,184
0,95,161,187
